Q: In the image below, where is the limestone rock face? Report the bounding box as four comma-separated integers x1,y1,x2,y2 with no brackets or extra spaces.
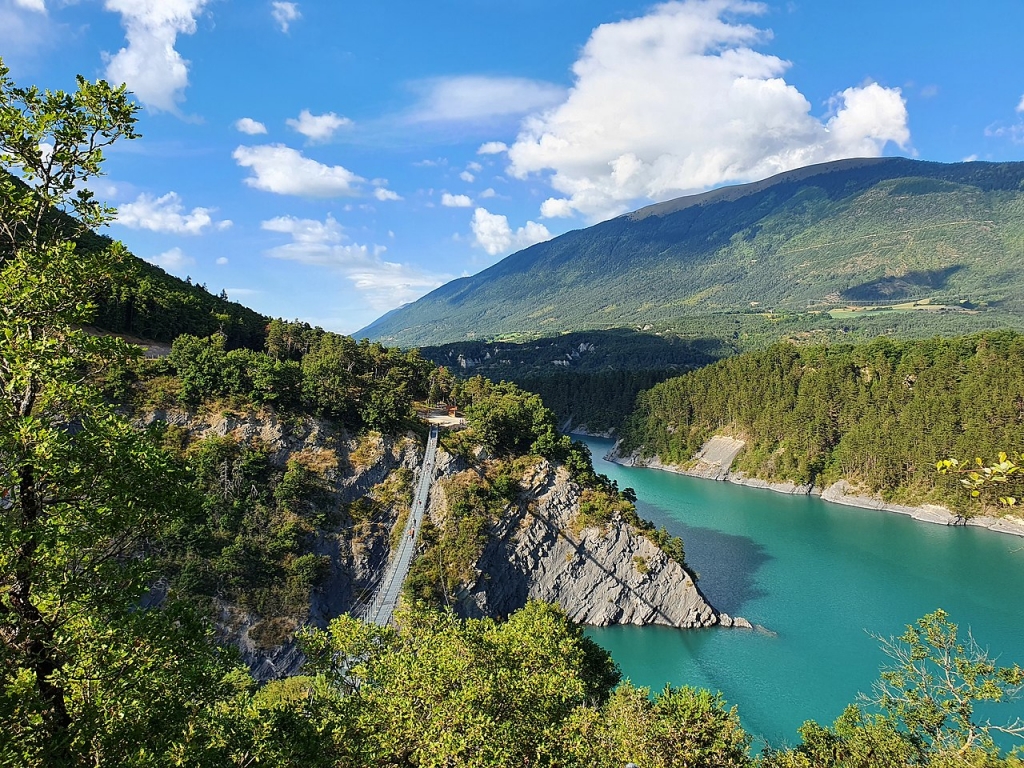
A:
138,409,423,679
451,462,718,628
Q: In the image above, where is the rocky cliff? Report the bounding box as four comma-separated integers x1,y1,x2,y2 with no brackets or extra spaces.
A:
140,407,422,678
143,409,737,679
427,453,724,629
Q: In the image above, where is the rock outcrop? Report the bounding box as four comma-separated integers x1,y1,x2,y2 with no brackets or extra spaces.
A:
138,408,424,677
446,460,720,628
141,409,743,679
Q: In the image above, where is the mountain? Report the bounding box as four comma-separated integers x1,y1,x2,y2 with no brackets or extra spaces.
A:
359,158,1024,347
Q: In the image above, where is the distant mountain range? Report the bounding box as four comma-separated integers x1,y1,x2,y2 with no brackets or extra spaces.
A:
359,158,1024,347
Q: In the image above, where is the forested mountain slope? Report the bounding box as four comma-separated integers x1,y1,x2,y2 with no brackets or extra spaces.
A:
1,170,269,348
361,158,1024,346
617,331,1024,512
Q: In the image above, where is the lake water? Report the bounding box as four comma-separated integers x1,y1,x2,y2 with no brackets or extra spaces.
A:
580,437,1024,750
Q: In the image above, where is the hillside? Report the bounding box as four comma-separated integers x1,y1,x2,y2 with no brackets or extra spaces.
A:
360,158,1024,346
616,331,1024,513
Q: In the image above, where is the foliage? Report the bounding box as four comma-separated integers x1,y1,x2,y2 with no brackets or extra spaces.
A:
621,332,1024,512
762,610,1024,768
551,684,751,768
0,57,256,766
403,467,512,604
299,602,624,766
300,330,430,431
159,431,333,622
421,329,732,431
868,610,1024,755
459,375,571,459
938,453,1024,508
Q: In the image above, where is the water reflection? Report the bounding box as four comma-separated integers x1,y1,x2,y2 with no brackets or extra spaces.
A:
636,498,772,615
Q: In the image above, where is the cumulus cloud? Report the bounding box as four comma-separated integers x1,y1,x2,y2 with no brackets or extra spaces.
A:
271,1,300,32
540,197,575,218
374,187,403,201
1018,95,1024,113
471,207,551,256
478,141,508,155
235,117,267,135
103,0,209,113
408,76,565,123
504,0,910,222
261,214,450,309
286,109,352,142
459,170,475,182
147,247,195,274
442,193,472,207
216,256,229,265
233,144,363,196
479,188,497,198
116,191,231,234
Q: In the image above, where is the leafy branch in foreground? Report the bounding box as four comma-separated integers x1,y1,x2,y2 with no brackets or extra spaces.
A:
0,58,237,765
762,610,1024,768
937,453,1024,508
868,609,1024,756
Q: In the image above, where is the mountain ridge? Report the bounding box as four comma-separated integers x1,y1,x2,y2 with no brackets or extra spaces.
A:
359,157,1024,346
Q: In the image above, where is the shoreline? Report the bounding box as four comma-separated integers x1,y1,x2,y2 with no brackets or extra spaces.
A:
604,441,1024,539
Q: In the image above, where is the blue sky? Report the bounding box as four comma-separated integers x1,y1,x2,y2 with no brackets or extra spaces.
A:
3,0,1024,334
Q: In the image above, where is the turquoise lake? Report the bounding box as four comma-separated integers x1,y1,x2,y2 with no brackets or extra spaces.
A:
580,437,1024,750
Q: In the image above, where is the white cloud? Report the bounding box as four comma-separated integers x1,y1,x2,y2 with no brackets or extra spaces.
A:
408,76,566,123
540,197,575,218
116,191,231,234
471,207,551,256
261,214,450,309
374,187,403,201
103,0,209,113
459,170,475,182
233,144,363,197
467,161,483,173
478,141,508,155
442,193,472,207
271,1,300,32
479,188,497,198
235,117,268,135
505,0,910,221
216,256,229,265
13,0,45,12
286,109,352,142
147,247,195,274
1017,94,1024,114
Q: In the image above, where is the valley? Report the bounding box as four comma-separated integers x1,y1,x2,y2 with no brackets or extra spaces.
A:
4,48,1024,766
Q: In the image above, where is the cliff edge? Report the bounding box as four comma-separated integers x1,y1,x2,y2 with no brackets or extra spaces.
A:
432,455,722,628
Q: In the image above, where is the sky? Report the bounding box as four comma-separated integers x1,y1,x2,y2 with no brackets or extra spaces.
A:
3,0,1024,334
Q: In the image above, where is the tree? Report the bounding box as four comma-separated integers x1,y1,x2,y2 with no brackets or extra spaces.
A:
762,611,1024,767
869,610,1024,756
0,59,234,764
299,602,622,766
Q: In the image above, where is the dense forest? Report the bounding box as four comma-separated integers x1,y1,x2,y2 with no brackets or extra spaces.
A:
420,329,734,432
620,332,1024,511
91,241,269,348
